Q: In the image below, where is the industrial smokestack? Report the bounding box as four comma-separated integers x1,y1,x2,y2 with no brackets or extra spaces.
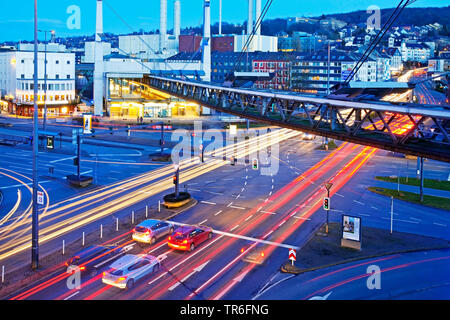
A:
255,0,261,35
160,0,167,51
174,0,181,37
247,0,253,35
94,0,104,116
202,0,211,82
219,0,222,35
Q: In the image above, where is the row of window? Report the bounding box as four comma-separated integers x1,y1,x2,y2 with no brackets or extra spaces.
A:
20,82,74,91
20,74,71,80
20,94,74,102
20,59,71,65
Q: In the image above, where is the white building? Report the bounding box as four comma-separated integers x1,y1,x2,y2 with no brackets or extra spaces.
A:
0,47,75,116
84,41,112,63
118,34,179,61
234,34,278,52
400,42,431,63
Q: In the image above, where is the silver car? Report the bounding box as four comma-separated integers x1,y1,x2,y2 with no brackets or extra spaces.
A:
102,254,160,289
132,219,174,245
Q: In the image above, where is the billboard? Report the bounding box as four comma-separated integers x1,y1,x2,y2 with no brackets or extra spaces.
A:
342,215,361,242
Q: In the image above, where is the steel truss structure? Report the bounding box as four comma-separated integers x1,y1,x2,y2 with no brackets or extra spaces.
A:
146,76,450,163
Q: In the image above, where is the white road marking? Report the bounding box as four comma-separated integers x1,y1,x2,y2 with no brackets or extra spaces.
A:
293,216,311,220
230,205,245,210
168,260,211,291
64,291,80,300
260,210,277,215
50,156,76,163
335,193,345,198
353,200,365,205
244,215,253,222
230,225,239,231
433,222,447,227
201,201,216,205
381,217,419,224
214,210,223,216
198,219,208,225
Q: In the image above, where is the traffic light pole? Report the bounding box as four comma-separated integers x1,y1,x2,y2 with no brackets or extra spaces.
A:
31,0,39,270
77,134,81,179
326,188,330,234
175,166,180,198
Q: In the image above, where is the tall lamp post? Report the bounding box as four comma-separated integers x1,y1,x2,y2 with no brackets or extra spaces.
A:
32,0,40,270
325,181,333,234
38,29,54,131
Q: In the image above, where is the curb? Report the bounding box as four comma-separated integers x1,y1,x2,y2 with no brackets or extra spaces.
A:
280,244,450,275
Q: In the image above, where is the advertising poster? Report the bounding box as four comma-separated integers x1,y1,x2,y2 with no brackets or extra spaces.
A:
342,215,361,242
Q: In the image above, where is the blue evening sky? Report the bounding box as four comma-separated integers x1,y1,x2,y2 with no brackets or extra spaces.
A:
0,0,447,42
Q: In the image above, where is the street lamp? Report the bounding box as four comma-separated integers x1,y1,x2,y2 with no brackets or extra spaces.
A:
32,0,39,270
324,181,333,234
38,29,55,131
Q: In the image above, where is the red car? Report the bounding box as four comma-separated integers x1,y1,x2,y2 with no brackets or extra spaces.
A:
168,225,213,251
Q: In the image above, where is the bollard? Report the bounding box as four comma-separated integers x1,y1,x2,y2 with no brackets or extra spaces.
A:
146,205,148,218
100,224,103,239
62,240,65,255
1,266,4,283
158,200,161,212
116,218,119,231
82,232,85,247
132,210,135,224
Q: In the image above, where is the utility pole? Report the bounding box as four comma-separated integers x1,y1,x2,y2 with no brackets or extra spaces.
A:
419,157,424,202
390,196,394,234
38,30,54,131
31,0,40,270
327,40,331,96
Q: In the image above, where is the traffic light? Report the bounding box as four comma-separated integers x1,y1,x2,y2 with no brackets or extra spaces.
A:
173,175,178,185
46,136,54,149
323,197,330,210
252,159,259,170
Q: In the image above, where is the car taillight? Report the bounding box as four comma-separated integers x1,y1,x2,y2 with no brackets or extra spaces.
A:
103,272,106,277
183,240,188,244
118,277,127,282
241,248,244,253
261,252,265,257
80,266,85,271
145,230,150,235
132,228,136,233
168,236,171,241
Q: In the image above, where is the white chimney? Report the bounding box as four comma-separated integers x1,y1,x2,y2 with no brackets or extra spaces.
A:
255,0,261,35
160,0,167,52
247,0,253,35
94,0,104,116
174,0,181,37
202,0,211,82
219,0,222,35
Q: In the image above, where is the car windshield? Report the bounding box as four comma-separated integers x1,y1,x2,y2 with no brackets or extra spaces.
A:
67,257,79,265
174,232,187,240
109,268,124,276
134,226,148,233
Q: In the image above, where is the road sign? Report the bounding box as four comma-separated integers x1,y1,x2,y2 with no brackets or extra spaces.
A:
323,197,330,210
289,248,296,265
37,191,44,205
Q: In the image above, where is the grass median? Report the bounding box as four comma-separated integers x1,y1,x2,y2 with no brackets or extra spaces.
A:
368,187,450,211
375,176,450,192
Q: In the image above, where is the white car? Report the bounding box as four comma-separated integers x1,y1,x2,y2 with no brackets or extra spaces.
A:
102,254,160,289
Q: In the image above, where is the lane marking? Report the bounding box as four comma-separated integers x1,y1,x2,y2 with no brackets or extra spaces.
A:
64,291,80,300
433,222,447,227
214,210,223,216
200,201,216,205
229,205,245,210
50,156,76,164
230,225,239,232
198,219,208,225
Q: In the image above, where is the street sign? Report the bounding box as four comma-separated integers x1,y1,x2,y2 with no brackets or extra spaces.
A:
83,114,92,134
252,158,258,170
229,124,237,135
289,248,296,265
37,191,44,205
323,197,330,210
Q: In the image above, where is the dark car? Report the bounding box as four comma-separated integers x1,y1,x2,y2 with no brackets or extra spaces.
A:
65,245,124,276
168,225,213,252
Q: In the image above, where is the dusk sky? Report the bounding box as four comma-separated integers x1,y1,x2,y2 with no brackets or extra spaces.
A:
0,0,447,42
